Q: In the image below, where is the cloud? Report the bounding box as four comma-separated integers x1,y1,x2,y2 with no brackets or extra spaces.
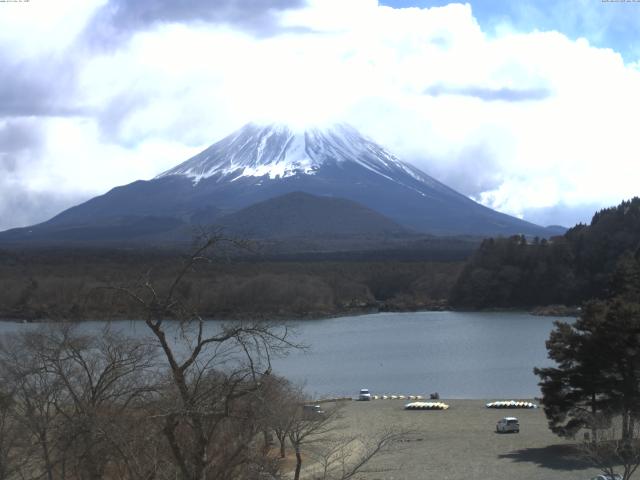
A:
85,0,308,48
518,202,607,228
0,0,98,213
95,91,152,144
1,0,639,231
78,0,309,141
420,144,504,198
0,53,86,117
0,119,45,172
0,120,42,154
0,119,87,231
424,84,551,102
0,185,88,232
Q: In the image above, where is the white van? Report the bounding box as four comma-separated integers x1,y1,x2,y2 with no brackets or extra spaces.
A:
358,388,372,401
496,417,520,433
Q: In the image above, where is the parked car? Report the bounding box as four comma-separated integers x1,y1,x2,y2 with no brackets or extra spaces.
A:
590,475,622,480
302,404,324,417
496,417,520,433
359,388,372,401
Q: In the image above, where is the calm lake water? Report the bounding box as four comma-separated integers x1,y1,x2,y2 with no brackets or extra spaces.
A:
0,311,568,399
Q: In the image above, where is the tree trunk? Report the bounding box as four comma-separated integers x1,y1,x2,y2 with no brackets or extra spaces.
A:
163,416,190,480
39,433,54,480
192,416,209,480
82,425,103,480
294,445,302,480
591,392,598,443
622,409,631,442
280,438,286,459
85,451,103,480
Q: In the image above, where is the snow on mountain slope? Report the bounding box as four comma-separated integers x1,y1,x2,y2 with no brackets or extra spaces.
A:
146,122,549,236
156,123,446,194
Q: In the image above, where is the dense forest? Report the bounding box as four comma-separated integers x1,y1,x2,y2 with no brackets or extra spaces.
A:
451,197,640,308
0,247,464,321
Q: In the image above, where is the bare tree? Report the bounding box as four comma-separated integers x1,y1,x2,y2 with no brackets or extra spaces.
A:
258,375,300,459
110,234,298,480
287,401,347,480
0,388,29,480
41,326,157,479
0,325,158,480
0,333,63,480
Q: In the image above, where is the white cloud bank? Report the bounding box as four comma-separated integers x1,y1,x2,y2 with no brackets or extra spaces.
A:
0,0,638,230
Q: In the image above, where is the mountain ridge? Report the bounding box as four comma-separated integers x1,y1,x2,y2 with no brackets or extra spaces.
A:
0,122,558,245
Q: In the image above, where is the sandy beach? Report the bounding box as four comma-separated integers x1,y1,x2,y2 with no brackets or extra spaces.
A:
294,399,603,480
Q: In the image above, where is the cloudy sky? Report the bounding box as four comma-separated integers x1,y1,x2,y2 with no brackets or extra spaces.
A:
1,0,639,231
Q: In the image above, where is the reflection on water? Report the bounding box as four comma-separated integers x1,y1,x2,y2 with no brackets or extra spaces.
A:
0,311,567,398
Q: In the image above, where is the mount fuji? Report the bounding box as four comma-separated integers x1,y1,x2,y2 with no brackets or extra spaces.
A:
0,123,557,246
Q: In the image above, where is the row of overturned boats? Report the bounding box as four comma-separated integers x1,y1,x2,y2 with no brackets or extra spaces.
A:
485,401,538,409
404,401,450,410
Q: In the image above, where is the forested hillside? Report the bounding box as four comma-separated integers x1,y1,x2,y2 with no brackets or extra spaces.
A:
451,197,640,308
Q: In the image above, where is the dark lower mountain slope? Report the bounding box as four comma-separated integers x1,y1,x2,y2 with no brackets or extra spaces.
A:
0,212,187,246
0,192,413,247
218,191,410,238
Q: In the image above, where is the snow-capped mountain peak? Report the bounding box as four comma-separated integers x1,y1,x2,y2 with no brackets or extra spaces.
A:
156,122,424,186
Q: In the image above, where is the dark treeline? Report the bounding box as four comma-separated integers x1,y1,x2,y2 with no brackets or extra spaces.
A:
0,246,464,321
451,197,640,308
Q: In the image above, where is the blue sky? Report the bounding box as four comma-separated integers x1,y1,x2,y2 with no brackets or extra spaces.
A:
380,0,640,62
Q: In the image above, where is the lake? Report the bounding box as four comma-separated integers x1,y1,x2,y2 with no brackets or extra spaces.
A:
0,311,568,399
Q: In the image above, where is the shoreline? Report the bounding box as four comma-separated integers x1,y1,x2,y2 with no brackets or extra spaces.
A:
0,304,577,324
